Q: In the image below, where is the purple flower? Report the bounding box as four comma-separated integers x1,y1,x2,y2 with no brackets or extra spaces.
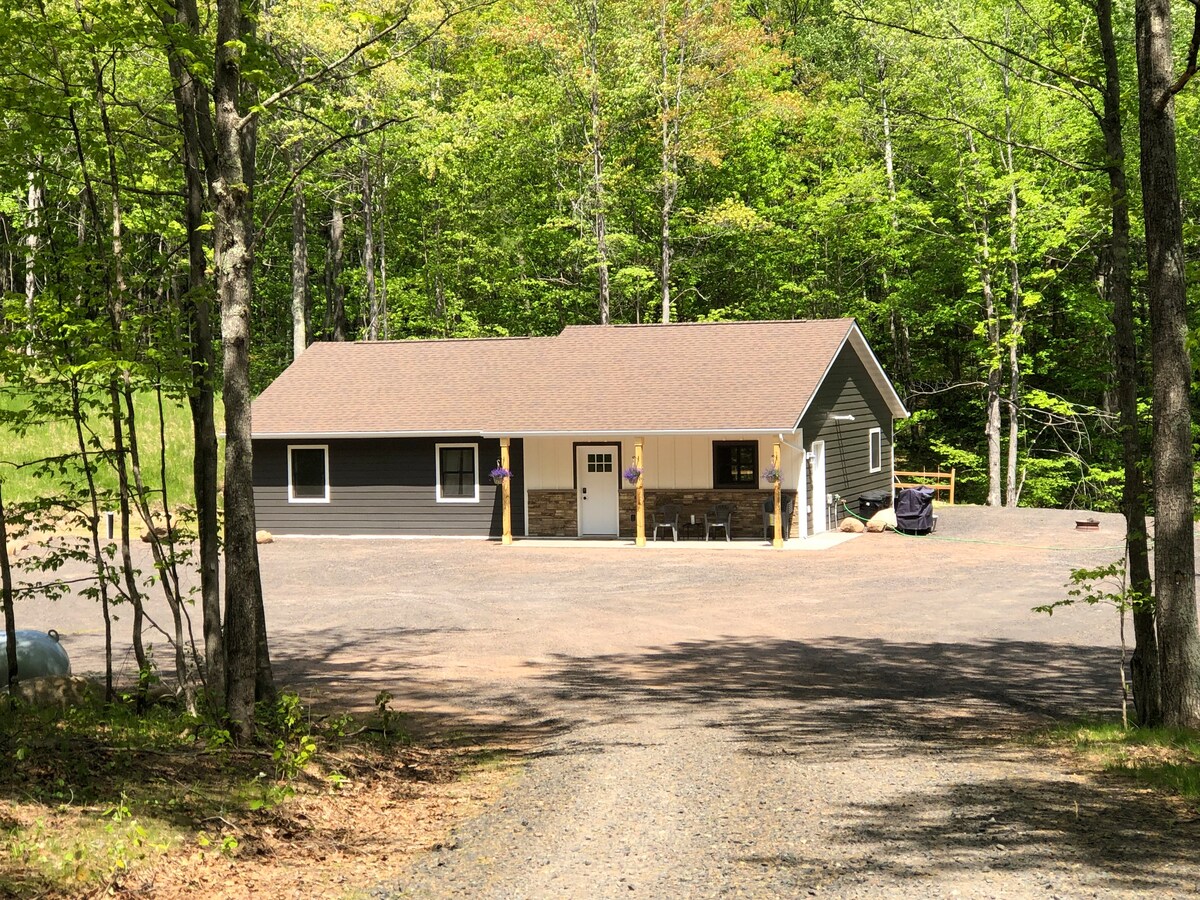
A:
490,466,513,480
623,465,643,484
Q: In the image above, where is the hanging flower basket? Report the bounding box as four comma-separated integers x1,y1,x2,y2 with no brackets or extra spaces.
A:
490,466,513,485
623,464,643,485
762,464,781,485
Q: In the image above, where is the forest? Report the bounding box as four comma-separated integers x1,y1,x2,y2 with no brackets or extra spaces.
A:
0,0,1198,735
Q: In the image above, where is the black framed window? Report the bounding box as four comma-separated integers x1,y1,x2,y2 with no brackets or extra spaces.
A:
713,441,758,489
288,445,329,502
437,444,478,501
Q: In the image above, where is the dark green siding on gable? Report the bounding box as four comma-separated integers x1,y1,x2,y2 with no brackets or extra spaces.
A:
252,437,524,537
799,344,895,531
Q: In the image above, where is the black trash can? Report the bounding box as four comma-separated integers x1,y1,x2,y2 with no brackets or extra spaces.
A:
762,495,795,540
858,491,889,518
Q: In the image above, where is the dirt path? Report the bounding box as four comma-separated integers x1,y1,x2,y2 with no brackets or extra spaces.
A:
26,507,1200,897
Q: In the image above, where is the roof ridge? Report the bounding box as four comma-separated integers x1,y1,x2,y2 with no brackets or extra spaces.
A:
564,318,853,329
308,335,552,347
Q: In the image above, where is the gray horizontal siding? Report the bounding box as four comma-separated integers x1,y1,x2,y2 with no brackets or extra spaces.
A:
800,345,897,530
252,437,524,537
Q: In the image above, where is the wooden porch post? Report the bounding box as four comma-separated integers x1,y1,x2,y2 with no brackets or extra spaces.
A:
500,437,512,545
772,441,783,548
634,438,645,547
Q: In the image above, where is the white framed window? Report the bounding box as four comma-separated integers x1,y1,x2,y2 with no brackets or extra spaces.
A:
288,444,330,503
436,443,479,503
868,427,882,473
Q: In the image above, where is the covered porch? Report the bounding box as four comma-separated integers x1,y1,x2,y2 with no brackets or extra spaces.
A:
494,432,823,547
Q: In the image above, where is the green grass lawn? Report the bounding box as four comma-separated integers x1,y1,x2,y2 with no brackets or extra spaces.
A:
1046,721,1200,801
0,386,224,511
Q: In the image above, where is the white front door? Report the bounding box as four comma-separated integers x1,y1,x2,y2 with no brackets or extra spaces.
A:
577,445,620,536
810,440,827,533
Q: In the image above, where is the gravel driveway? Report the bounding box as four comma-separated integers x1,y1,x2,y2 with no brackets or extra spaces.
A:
28,506,1200,897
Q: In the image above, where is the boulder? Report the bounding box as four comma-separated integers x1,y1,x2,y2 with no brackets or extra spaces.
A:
140,525,171,543
255,530,274,544
865,508,898,533
11,675,100,711
4,540,29,560
839,517,865,533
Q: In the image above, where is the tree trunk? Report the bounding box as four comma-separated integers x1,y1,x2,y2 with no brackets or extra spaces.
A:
69,377,115,701
965,130,1003,507
291,141,309,360
585,0,611,325
327,204,348,340
1000,58,1023,508
658,0,685,324
214,0,269,742
1098,0,1159,725
379,166,389,340
0,483,18,691
161,0,225,712
878,54,912,394
360,128,379,340
1134,0,1200,727
24,165,41,347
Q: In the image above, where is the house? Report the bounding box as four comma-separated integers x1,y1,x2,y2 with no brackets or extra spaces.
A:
250,319,909,541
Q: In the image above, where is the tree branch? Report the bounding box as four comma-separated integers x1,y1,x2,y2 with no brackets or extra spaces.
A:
1163,1,1200,107
253,117,409,244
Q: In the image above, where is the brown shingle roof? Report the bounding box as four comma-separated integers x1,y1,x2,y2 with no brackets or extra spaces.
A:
251,319,905,436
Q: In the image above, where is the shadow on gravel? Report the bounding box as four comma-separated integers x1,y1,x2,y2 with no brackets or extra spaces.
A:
835,772,1200,893
269,625,575,749
535,637,1200,892
534,636,1117,750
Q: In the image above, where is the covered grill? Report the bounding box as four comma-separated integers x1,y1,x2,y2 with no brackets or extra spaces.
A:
894,486,936,535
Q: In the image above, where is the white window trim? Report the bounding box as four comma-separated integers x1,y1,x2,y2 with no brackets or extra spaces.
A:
288,444,330,503
868,427,882,474
436,442,480,503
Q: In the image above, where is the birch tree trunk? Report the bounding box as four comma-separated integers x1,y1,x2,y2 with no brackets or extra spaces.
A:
965,130,1003,507
24,165,41,348
584,0,611,324
360,125,379,340
1001,62,1022,508
1134,0,1200,727
878,53,912,393
291,142,309,360
658,0,683,324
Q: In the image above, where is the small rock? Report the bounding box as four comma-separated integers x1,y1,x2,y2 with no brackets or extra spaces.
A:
839,518,865,533
865,508,897,533
256,530,274,544
140,525,171,543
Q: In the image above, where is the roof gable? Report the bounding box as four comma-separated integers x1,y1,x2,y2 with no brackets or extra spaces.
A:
251,319,906,437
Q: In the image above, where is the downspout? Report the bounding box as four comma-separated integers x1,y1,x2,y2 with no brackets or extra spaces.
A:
777,431,807,539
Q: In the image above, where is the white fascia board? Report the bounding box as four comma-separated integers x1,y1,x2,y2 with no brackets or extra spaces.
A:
253,430,490,439
491,428,798,437
254,427,801,439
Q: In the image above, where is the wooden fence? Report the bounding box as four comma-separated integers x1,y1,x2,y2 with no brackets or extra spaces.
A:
894,468,955,505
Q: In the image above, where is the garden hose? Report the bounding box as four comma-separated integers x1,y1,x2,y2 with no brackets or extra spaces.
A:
838,502,1128,553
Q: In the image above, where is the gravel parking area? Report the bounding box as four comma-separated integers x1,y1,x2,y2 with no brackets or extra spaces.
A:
25,506,1200,897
